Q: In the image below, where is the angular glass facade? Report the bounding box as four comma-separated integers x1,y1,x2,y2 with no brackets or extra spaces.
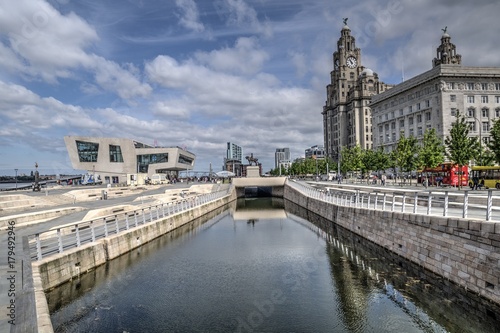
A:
109,145,124,162
76,140,99,163
178,154,194,165
137,154,168,173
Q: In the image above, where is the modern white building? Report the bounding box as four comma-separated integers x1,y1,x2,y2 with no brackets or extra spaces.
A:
64,136,195,184
275,148,291,169
371,31,500,152
226,142,242,162
305,145,325,159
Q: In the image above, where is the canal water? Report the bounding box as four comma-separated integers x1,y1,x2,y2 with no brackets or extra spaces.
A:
47,198,500,333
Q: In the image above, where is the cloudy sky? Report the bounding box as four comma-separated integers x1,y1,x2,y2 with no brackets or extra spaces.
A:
1,0,499,176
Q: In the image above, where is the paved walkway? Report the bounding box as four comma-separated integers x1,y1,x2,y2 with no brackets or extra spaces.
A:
0,182,194,333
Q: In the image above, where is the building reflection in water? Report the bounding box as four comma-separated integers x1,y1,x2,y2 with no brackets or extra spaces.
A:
285,199,500,333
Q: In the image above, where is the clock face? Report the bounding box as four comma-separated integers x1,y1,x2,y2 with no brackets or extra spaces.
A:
346,56,357,68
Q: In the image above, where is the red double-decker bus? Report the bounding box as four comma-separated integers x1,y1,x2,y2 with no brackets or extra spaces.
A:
418,163,469,187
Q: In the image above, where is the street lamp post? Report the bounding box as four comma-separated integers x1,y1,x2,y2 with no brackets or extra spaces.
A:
14,169,18,190
473,115,482,164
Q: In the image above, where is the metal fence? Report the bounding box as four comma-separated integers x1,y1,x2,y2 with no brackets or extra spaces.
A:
28,189,231,261
287,180,499,222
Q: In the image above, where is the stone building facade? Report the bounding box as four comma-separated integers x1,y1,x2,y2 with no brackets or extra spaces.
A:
371,31,500,152
322,21,393,161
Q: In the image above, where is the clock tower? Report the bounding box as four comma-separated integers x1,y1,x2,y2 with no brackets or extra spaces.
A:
322,19,393,164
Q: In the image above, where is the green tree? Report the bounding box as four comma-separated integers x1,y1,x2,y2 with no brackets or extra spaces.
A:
360,148,377,180
444,110,480,189
418,128,444,185
394,131,420,185
340,145,363,180
488,118,500,165
373,147,391,174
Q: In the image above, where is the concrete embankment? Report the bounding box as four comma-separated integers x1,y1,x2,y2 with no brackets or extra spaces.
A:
284,182,500,306
30,189,236,333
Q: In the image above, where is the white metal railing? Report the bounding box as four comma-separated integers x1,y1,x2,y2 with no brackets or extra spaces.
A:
29,189,231,261
287,180,499,222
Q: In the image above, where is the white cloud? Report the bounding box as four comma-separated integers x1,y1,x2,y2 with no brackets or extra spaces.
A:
89,55,152,100
194,37,269,75
175,0,205,33
216,0,273,37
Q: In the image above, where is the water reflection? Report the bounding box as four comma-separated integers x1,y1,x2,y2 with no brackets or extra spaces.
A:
46,198,500,333
285,199,500,333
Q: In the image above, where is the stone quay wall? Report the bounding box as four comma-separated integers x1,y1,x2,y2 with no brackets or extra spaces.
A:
284,183,500,305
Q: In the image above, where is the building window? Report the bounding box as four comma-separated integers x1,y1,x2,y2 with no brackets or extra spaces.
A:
496,83,500,90
385,124,389,131
451,108,457,116
483,122,490,132
392,133,396,141
450,95,456,102
417,127,423,136
482,108,489,118
468,108,475,117
447,82,455,90
409,117,414,125
350,72,354,79
481,96,489,103
426,100,430,108
76,140,99,163
137,153,169,173
109,145,124,163
391,122,396,130
409,105,413,112
399,119,404,128
467,83,474,90
417,102,421,110
409,128,414,136
482,83,488,90
496,108,500,117
417,114,422,123
399,109,403,116
390,111,395,119
467,96,475,103
425,112,431,121
496,96,500,103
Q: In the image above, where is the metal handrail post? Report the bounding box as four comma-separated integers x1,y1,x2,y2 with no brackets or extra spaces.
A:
427,192,432,215
36,234,42,261
76,224,80,247
104,217,108,237
91,221,96,242
463,191,468,218
487,190,493,221
115,215,119,234
443,191,449,217
57,229,63,253
413,192,418,214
